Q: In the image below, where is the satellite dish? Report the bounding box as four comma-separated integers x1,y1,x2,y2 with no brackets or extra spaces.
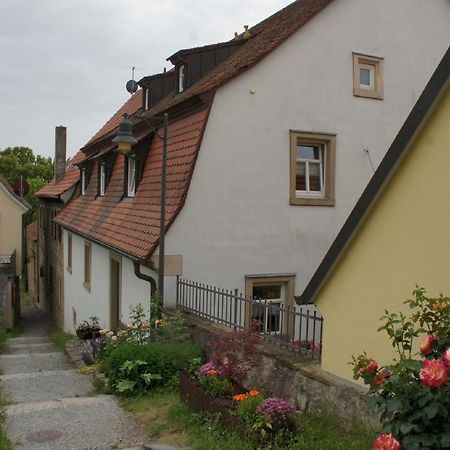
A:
126,79,138,94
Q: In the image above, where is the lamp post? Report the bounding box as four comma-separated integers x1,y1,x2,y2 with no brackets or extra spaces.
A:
113,112,169,305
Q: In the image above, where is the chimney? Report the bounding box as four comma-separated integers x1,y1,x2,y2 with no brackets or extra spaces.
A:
54,126,67,184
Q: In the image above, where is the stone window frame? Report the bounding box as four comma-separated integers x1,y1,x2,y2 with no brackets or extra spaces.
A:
289,131,336,206
353,52,384,100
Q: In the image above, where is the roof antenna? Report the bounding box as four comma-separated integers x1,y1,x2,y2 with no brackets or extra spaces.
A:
126,66,138,95
364,148,375,173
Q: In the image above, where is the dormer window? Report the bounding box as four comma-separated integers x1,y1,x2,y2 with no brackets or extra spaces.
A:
81,168,87,195
127,157,136,197
99,163,106,196
144,88,151,111
178,64,186,93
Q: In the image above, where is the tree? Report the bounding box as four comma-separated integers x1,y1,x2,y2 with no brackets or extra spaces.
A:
0,146,54,219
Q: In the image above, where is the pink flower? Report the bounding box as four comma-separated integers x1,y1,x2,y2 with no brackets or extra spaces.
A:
420,359,448,388
419,335,435,356
443,348,450,368
373,433,401,450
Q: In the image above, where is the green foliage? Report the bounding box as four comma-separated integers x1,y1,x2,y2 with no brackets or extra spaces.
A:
114,359,162,395
48,328,75,352
351,287,450,449
107,341,203,395
153,310,191,343
235,393,264,425
150,291,163,322
198,375,233,398
126,303,151,344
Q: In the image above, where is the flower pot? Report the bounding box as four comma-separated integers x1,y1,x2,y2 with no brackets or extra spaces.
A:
180,372,239,428
76,327,100,340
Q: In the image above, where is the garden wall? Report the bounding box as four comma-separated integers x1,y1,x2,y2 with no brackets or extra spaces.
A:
180,312,380,431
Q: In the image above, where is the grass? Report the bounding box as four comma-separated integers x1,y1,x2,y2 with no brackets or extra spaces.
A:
0,387,12,450
122,389,375,450
48,328,75,352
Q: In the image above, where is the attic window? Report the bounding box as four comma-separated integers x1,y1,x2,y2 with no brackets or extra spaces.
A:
99,163,106,196
81,168,87,195
178,64,186,93
127,157,136,197
353,53,384,100
144,88,151,111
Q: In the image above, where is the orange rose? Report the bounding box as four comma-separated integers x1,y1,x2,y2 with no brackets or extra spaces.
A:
419,335,435,356
420,359,448,388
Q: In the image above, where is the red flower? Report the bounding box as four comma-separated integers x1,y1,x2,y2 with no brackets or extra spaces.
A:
373,433,401,450
419,335,435,355
372,371,393,387
420,359,448,388
443,348,450,368
359,359,378,376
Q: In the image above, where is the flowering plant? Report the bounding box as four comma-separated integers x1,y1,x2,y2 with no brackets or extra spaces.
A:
293,339,321,354
351,287,450,449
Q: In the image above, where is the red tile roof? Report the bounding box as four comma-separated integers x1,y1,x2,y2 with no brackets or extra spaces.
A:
145,0,334,117
55,107,210,259
86,90,143,146
34,151,86,199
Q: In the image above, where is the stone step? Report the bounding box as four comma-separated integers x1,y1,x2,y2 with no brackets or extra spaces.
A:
1,368,94,403
5,395,150,450
7,337,50,345
3,343,56,354
0,352,72,374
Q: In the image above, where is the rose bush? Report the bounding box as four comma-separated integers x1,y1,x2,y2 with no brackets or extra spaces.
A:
351,287,450,450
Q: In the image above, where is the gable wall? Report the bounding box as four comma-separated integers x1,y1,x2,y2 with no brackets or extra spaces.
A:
163,0,450,306
0,186,26,274
315,85,450,382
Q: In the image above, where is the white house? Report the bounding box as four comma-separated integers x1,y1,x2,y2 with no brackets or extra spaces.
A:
52,0,450,335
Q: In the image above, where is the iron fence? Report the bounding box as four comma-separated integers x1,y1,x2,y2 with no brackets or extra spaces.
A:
176,277,323,359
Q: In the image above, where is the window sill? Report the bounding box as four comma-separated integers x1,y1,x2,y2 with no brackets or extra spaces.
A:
290,197,335,206
66,267,72,274
83,282,91,293
353,88,383,100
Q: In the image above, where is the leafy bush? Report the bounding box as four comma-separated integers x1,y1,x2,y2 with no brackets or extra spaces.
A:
351,287,450,450
234,390,263,425
107,341,203,395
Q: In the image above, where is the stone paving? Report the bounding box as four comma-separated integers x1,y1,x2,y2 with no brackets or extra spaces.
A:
0,305,183,450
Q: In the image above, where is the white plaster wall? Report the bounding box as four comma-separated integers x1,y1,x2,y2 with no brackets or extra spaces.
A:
163,0,450,303
63,230,153,331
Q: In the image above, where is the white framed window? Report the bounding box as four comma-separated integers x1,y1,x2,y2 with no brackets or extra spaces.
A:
99,163,106,196
178,64,185,93
290,131,336,206
252,284,285,334
144,88,150,111
127,157,136,197
353,53,384,100
81,168,87,195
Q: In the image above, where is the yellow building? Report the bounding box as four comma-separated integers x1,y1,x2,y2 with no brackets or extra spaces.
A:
0,175,30,275
296,49,450,383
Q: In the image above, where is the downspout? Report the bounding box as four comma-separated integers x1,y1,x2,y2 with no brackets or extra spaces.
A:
133,260,157,295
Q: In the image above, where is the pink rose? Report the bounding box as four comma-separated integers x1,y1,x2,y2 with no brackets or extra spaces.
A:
420,359,448,388
373,433,401,450
443,348,450,368
419,335,435,356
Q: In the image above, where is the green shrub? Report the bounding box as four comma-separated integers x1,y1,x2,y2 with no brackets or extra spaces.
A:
199,375,233,398
107,341,203,395
235,392,264,425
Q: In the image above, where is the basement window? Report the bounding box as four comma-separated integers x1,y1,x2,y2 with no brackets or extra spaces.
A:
353,53,384,100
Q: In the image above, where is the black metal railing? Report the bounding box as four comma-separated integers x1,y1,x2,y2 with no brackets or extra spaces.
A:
176,277,323,359
0,251,16,277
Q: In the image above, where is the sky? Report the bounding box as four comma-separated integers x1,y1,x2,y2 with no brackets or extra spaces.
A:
0,0,293,160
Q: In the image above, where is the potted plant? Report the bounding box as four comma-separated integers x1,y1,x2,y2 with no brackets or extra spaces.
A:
75,316,100,339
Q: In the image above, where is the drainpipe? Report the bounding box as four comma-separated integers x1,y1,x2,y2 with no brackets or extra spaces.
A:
133,261,157,295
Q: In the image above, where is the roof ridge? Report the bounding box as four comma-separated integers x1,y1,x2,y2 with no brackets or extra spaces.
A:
0,174,31,210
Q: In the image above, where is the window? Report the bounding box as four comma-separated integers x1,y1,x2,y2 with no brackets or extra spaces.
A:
289,131,336,206
67,233,72,273
245,275,295,336
127,157,136,197
81,168,87,195
144,88,151,111
83,241,91,291
99,163,106,196
353,53,384,100
178,64,186,93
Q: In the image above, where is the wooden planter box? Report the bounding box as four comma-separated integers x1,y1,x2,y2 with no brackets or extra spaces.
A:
180,372,239,427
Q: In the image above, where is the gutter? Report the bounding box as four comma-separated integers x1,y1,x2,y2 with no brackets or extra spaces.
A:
133,261,157,293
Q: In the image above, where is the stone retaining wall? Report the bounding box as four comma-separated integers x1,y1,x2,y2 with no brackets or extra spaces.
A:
181,312,380,431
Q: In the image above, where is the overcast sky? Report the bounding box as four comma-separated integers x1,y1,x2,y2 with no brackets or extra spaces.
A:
0,0,292,160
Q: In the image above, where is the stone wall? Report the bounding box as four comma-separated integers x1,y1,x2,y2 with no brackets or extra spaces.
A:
180,312,380,431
